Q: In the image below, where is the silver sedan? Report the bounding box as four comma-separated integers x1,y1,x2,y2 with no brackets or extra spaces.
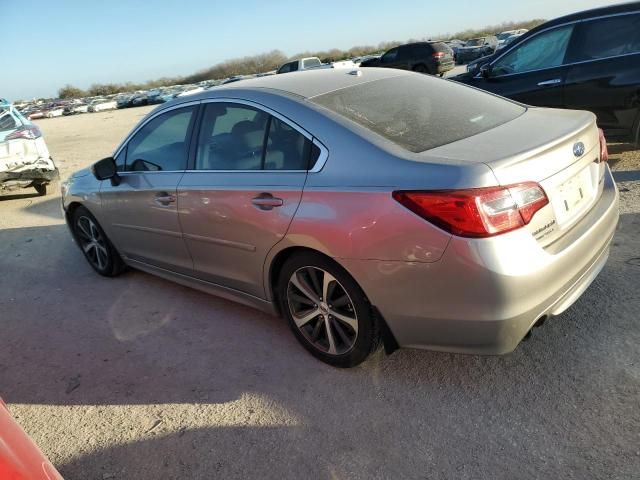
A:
61,68,619,367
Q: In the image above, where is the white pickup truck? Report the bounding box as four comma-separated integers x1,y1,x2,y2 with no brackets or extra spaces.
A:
277,57,356,74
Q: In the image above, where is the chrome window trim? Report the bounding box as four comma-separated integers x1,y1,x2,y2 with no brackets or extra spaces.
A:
474,9,640,79
186,97,328,174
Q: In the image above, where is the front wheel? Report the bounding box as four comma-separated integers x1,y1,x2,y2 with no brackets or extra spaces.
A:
278,252,380,367
72,206,125,277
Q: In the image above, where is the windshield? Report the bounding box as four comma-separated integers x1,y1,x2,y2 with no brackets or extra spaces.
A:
497,32,513,41
311,74,525,153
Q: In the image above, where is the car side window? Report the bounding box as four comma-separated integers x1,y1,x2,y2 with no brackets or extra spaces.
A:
569,13,640,62
114,146,126,172
125,106,195,172
0,110,18,131
196,103,269,170
264,117,314,170
492,25,574,76
381,48,398,63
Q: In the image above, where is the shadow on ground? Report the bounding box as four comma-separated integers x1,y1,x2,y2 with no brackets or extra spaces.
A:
1,213,639,479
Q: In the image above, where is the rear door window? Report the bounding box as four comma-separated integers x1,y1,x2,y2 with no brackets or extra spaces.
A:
569,13,640,61
196,103,269,170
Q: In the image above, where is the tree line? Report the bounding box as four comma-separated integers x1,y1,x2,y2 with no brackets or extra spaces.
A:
57,19,544,100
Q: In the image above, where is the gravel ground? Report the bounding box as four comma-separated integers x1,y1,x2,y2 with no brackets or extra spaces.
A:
0,106,639,480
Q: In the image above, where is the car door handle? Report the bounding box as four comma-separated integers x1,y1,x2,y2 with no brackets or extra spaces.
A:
251,194,283,210
154,193,176,206
537,78,563,87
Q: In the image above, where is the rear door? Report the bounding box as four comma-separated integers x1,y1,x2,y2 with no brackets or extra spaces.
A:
563,12,640,140
177,100,321,298
100,104,197,273
481,24,576,107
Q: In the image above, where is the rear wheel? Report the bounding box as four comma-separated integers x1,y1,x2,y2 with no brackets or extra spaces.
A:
33,183,47,196
72,206,124,277
413,64,428,74
278,252,380,367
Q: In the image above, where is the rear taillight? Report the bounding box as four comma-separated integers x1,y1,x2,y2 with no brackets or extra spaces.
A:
393,183,549,238
5,125,42,141
598,128,608,163
432,52,445,59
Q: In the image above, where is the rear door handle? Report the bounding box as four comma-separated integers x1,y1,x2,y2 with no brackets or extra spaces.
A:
537,78,562,87
154,192,176,206
252,193,283,211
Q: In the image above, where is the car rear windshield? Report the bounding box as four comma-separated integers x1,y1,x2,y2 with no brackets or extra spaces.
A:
430,42,450,53
310,74,525,153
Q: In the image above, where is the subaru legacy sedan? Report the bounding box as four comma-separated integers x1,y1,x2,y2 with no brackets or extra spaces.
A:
62,68,618,367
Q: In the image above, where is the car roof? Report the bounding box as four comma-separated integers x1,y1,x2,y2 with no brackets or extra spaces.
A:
185,67,410,100
530,1,639,31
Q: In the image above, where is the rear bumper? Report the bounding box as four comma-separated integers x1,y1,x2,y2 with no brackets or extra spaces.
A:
342,165,619,354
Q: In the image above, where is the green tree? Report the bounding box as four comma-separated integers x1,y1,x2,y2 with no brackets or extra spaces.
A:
58,84,86,99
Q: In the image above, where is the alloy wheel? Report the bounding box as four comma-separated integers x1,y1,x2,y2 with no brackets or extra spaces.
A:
287,266,358,355
75,216,109,271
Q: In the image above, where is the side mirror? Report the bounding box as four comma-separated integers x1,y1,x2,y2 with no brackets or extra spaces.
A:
480,64,492,79
92,157,120,186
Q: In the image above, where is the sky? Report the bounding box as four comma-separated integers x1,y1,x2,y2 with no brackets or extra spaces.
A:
2,0,620,100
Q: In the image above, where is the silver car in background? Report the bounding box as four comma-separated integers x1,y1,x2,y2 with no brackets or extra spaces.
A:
61,68,618,367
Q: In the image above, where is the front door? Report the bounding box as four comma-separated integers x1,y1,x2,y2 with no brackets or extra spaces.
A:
100,104,198,273
477,24,576,108
178,101,319,298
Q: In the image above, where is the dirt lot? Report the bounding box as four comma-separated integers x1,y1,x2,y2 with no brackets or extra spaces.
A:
1,106,639,479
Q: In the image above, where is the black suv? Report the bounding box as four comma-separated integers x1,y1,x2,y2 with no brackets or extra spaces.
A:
453,2,640,144
360,42,455,76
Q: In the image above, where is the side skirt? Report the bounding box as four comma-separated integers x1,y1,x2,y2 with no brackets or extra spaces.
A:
124,258,278,316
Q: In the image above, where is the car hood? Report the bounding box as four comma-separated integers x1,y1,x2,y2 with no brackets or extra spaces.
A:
70,166,92,178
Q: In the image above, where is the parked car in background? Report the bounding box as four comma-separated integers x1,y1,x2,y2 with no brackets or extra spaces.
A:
25,108,45,120
445,39,466,63
496,29,528,49
88,98,117,112
277,57,356,74
176,85,204,97
453,2,640,145
0,397,63,479
0,100,58,195
277,57,324,74
496,33,523,52
360,42,454,76
43,105,65,118
63,103,89,115
455,36,498,64
62,68,617,367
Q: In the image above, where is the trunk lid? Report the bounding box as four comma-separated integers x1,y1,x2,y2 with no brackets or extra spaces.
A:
426,107,604,247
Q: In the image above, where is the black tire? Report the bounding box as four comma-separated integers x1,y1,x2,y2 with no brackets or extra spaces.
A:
72,206,125,277
413,64,428,74
33,183,47,196
277,252,380,368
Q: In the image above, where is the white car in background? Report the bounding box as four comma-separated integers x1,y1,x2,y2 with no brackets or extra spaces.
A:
44,106,64,118
176,85,204,97
88,99,118,112
0,100,58,196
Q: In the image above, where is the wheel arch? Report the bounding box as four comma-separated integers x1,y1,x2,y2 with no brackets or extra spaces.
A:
265,245,399,354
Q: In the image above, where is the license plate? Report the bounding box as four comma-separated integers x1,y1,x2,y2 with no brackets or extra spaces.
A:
559,176,587,213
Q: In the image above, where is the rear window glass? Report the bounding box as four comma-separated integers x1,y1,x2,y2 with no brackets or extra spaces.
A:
303,58,322,69
310,75,525,153
430,42,449,53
